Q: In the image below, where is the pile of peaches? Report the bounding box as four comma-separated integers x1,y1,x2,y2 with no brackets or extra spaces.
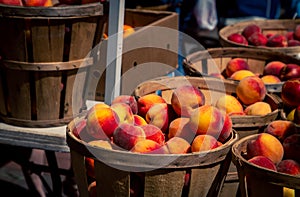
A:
242,119,300,177
227,23,300,47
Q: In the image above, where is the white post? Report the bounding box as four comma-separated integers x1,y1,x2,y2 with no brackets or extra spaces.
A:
104,0,125,104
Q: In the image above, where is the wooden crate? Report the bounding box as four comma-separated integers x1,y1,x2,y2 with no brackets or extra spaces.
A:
134,76,281,139
183,47,300,93
0,3,107,127
66,114,239,197
218,19,300,59
232,134,300,197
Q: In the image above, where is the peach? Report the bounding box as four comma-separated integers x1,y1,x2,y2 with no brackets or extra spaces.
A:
248,156,277,171
261,75,281,84
165,137,191,154
282,134,300,163
111,95,138,114
171,85,205,117
277,159,300,175
0,0,22,5
218,114,233,143
86,106,120,139
264,120,297,142
227,33,248,45
191,134,219,152
24,0,52,6
86,102,110,117
140,124,165,145
281,78,300,107
88,139,114,150
168,117,190,138
263,61,286,77
133,114,147,126
88,181,97,197
236,76,266,105
137,94,166,118
229,70,255,81
111,102,134,124
288,39,300,47
85,157,95,178
247,32,268,46
286,31,295,41
112,123,146,150
279,63,300,81
293,24,300,40
242,24,261,39
244,101,272,116
247,133,284,164
71,118,87,139
266,34,288,47
215,94,244,115
130,139,162,153
189,105,225,139
225,58,250,77
145,103,169,132
123,25,135,38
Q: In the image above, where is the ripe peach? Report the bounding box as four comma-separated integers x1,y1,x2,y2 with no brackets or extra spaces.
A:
171,85,205,117
263,61,286,77
225,58,250,77
266,34,288,47
165,137,191,154
248,156,277,171
247,133,284,164
247,32,268,46
293,24,300,40
261,75,281,84
113,123,146,150
86,106,120,139
111,95,138,114
0,0,22,5
140,124,165,145
24,0,52,6
191,134,219,152
215,94,244,115
244,101,272,116
279,63,300,81
88,139,114,150
242,24,261,39
286,31,295,41
133,114,147,126
282,134,300,163
227,33,248,45
86,102,110,117
218,114,233,143
189,105,225,139
111,102,134,124
229,70,255,81
145,103,169,132
168,117,196,143
71,118,87,139
85,157,95,178
264,120,297,142
123,25,135,38
277,159,300,175
288,39,300,47
130,139,162,153
137,94,166,118
236,76,267,105
281,78,300,107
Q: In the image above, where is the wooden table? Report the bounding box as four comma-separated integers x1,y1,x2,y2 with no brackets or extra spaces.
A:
0,122,71,196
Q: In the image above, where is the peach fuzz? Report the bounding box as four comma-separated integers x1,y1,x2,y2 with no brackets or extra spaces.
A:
165,137,191,154
86,106,120,139
111,102,134,124
111,95,138,114
264,120,297,142
261,75,281,84
137,94,166,118
189,105,225,138
263,61,286,77
282,134,300,163
246,133,284,164
133,114,147,126
191,134,219,153
215,94,244,115
130,139,162,154
171,85,205,117
140,124,165,145
225,58,250,78
244,101,272,116
277,159,300,175
248,156,277,171
236,76,266,105
112,123,145,150
145,103,169,132
229,70,255,81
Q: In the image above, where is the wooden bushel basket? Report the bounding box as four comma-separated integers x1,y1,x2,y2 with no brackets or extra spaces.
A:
66,115,239,197
0,3,107,127
218,19,300,59
183,47,300,93
232,134,300,197
134,76,281,139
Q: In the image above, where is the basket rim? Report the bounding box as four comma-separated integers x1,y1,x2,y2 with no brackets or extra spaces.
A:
231,133,300,188
0,2,104,17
